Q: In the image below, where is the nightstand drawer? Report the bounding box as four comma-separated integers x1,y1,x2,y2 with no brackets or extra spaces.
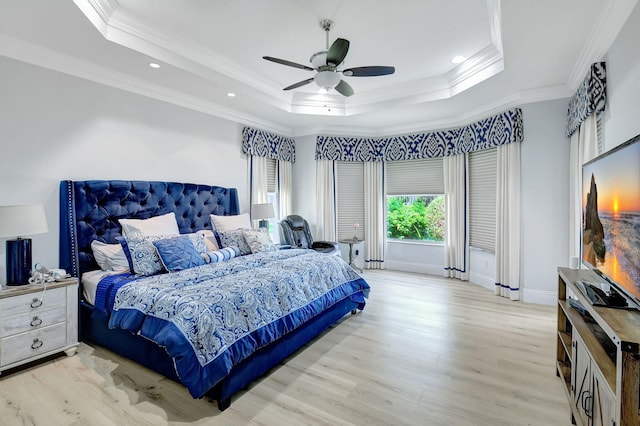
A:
0,323,67,367
0,305,66,338
0,287,66,319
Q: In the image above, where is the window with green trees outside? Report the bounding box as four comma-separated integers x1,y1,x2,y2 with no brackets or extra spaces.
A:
387,195,445,242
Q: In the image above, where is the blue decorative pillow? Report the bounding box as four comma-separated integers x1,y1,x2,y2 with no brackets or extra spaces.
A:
153,235,206,272
203,246,241,263
216,229,252,255
120,233,206,276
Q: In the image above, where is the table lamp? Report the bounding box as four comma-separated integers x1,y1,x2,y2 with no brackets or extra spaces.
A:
252,203,275,229
0,204,49,285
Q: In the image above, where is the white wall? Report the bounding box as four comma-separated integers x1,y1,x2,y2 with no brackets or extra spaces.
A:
520,99,571,304
601,2,640,151
0,56,248,283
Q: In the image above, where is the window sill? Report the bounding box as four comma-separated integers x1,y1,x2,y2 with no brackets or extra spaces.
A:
387,239,444,247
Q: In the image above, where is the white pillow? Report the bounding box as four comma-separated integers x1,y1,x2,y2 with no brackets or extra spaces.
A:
91,240,130,272
196,229,219,251
210,213,251,232
119,212,179,239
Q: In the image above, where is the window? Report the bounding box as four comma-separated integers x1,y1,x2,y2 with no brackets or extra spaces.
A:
336,162,365,240
386,158,445,242
468,148,497,252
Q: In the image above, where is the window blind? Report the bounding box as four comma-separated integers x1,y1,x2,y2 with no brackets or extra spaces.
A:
266,158,277,193
336,162,365,240
469,148,497,252
386,158,444,195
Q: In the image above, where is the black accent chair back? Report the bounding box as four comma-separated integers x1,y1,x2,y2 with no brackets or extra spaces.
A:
279,215,340,255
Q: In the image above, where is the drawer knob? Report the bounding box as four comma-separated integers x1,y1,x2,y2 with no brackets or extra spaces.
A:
30,298,43,308
30,316,43,327
31,338,44,350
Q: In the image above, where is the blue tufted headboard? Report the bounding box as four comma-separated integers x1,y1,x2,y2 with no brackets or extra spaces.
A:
59,180,240,277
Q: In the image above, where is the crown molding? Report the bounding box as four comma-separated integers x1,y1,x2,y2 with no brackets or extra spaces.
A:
567,0,638,91
290,84,570,138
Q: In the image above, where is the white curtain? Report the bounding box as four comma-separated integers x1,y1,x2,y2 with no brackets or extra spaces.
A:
569,114,599,261
364,162,385,269
250,155,268,224
495,142,521,300
316,159,337,242
444,154,469,280
278,160,293,219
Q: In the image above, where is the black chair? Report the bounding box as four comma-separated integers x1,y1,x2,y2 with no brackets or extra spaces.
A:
279,215,340,255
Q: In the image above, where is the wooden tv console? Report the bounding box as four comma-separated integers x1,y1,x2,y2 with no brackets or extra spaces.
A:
556,267,640,426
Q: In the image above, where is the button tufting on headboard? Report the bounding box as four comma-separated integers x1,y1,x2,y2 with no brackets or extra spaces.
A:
59,180,240,277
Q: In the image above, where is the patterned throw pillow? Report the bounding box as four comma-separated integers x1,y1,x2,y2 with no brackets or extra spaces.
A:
120,233,206,276
242,228,278,253
216,229,252,256
153,235,206,272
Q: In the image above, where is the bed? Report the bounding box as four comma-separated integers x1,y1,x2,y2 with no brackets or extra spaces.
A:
58,180,370,410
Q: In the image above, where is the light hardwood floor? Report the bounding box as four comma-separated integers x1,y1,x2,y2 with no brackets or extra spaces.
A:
0,270,570,425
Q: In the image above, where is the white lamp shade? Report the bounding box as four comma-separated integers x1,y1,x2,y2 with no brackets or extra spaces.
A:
252,203,275,220
0,204,49,238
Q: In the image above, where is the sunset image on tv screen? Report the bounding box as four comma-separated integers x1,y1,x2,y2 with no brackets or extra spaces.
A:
582,139,640,299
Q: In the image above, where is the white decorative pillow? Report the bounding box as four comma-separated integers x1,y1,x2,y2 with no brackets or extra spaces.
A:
242,229,278,254
91,240,130,272
196,229,219,251
210,213,251,232
119,212,180,239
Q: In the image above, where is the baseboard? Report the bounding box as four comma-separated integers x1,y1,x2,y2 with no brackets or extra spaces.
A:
521,288,556,305
385,260,445,277
469,272,494,291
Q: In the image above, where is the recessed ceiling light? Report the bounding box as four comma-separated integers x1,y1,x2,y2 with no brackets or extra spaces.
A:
451,56,466,64
227,92,236,97
148,62,161,69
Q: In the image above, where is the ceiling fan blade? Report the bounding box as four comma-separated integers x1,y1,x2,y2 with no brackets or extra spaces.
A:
342,66,396,77
334,79,354,97
326,38,350,67
263,56,314,71
283,78,315,91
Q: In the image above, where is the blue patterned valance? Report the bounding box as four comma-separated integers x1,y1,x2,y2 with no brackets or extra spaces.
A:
315,108,523,161
566,62,606,137
242,127,295,162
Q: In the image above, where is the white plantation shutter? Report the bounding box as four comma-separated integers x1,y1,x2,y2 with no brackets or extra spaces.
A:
469,148,497,252
266,158,277,193
336,162,365,240
386,158,444,195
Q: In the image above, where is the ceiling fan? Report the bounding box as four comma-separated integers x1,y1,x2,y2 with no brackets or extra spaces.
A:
263,19,395,97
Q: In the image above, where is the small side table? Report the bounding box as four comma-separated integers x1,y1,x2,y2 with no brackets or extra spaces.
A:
339,238,364,273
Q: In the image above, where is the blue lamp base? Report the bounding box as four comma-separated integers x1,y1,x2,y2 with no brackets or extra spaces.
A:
258,219,269,229
6,238,32,286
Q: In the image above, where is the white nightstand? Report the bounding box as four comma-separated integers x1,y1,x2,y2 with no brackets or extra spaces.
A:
0,278,78,374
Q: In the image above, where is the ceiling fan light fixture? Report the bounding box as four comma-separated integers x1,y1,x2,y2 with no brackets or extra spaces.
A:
314,71,341,90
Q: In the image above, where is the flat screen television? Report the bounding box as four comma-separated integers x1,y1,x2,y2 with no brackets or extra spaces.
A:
581,133,640,308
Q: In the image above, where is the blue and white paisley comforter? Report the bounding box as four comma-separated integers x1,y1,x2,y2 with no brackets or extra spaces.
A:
106,249,369,398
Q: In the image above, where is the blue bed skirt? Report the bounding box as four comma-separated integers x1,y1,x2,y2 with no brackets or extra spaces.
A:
80,294,363,409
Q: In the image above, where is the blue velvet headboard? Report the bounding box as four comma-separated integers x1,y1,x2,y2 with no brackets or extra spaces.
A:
59,180,240,277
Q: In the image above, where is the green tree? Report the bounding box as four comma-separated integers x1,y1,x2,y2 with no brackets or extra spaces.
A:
424,195,445,241
387,195,445,242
